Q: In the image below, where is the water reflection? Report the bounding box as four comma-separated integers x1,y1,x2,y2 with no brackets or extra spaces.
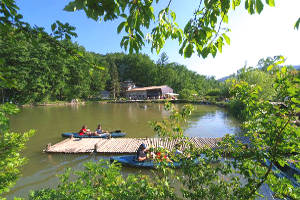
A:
186,109,240,137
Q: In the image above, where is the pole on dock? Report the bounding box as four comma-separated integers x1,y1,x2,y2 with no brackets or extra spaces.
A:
94,143,99,153
45,143,51,151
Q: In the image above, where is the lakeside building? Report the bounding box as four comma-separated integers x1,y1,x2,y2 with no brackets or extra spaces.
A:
125,85,175,100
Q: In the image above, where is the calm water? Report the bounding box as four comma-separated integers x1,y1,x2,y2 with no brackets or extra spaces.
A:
6,103,240,199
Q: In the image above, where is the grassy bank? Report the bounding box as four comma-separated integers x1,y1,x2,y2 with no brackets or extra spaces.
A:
19,99,228,108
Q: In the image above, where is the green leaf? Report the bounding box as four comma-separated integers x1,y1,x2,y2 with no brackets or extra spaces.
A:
64,2,77,12
217,40,223,53
170,11,176,21
117,22,126,34
255,0,264,14
184,20,192,34
281,66,287,73
294,17,300,30
65,34,71,40
277,159,286,167
245,0,249,10
267,64,274,71
124,39,129,51
222,33,230,45
94,65,106,71
274,56,285,65
184,43,193,58
51,23,57,31
212,45,217,57
120,14,127,19
291,97,300,104
249,0,255,14
0,58,4,65
232,0,241,10
222,14,229,23
266,0,275,7
77,51,84,57
202,47,209,58
179,40,187,55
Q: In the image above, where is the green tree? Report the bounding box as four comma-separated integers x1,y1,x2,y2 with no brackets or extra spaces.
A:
179,88,198,100
157,52,169,66
0,25,110,103
236,67,275,100
107,57,120,99
257,55,284,72
0,104,34,197
29,160,176,200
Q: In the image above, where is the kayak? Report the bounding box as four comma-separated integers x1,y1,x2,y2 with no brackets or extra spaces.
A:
265,159,300,187
276,162,300,187
110,155,196,169
61,131,126,138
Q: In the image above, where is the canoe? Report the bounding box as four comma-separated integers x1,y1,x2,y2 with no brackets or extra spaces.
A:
276,162,300,187
265,159,300,187
61,131,126,138
110,155,193,169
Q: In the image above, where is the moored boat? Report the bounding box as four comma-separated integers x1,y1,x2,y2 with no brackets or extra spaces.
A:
265,159,300,187
110,155,195,169
62,130,126,138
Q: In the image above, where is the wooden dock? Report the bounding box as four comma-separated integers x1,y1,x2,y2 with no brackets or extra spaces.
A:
45,137,226,154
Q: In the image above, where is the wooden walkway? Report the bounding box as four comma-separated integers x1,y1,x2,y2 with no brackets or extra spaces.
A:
45,137,226,154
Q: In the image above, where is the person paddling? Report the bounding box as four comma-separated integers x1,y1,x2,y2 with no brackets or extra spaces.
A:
136,143,148,162
95,124,103,135
79,125,89,135
94,124,110,136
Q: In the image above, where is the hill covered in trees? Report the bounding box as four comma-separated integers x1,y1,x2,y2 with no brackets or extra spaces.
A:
0,26,220,104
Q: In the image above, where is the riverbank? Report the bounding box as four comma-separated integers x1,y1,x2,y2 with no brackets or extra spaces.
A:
107,99,228,108
20,99,228,108
20,101,86,107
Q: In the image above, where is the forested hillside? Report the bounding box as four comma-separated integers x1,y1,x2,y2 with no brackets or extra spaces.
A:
105,53,220,99
0,26,220,104
0,25,109,104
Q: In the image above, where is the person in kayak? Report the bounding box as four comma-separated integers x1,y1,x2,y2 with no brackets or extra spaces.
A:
95,124,104,134
93,124,110,136
136,143,148,162
79,125,89,135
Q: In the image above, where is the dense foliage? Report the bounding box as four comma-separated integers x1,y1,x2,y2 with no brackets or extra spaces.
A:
222,56,299,119
29,161,176,200
0,103,34,197
106,52,220,99
0,26,110,104
0,26,220,104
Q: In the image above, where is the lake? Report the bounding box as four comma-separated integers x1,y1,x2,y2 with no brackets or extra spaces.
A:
6,103,240,199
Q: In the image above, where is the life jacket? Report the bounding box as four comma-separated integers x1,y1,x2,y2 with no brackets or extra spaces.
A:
79,128,86,135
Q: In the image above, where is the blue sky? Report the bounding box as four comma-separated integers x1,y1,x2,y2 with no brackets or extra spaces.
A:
17,0,300,78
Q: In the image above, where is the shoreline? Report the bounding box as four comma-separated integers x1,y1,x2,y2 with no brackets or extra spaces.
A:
19,99,228,108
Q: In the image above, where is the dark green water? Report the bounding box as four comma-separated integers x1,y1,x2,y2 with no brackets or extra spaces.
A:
6,103,240,199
